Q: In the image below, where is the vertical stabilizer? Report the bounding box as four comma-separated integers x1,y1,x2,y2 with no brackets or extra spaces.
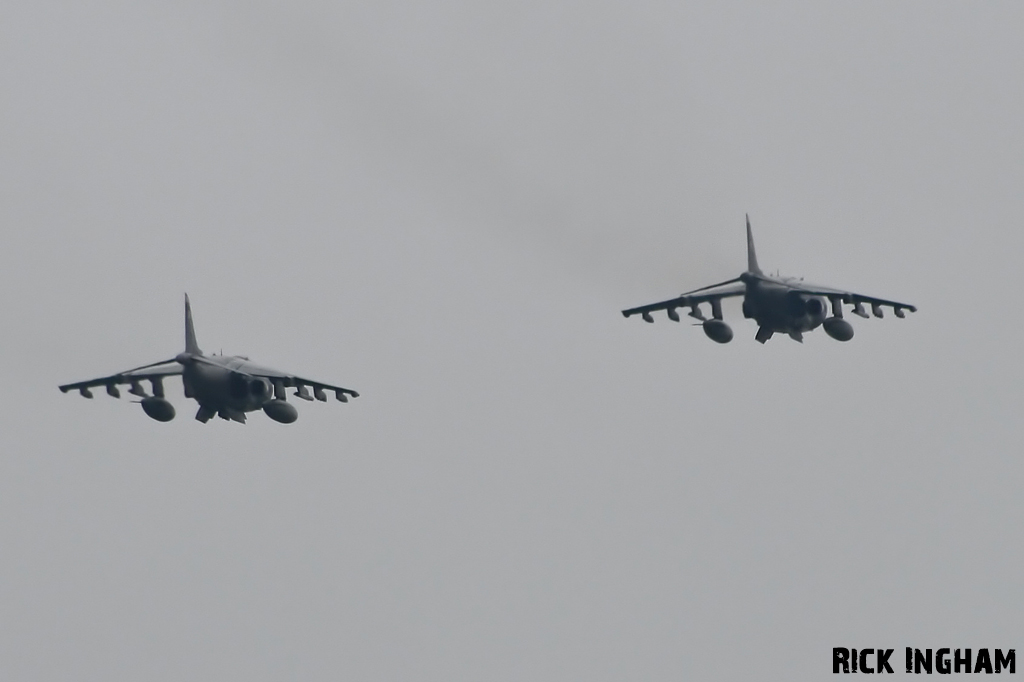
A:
745,214,763,275
184,294,202,355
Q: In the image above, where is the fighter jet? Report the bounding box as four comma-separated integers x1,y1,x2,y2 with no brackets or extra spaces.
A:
622,216,916,343
59,296,359,423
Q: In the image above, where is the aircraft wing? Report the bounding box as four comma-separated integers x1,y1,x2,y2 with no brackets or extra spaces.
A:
241,364,360,402
59,358,182,397
790,281,917,317
622,282,746,322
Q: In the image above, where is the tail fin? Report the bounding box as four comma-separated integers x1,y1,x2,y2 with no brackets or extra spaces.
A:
745,214,763,275
184,294,202,355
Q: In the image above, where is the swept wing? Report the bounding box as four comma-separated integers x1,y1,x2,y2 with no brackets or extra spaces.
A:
235,361,360,402
789,281,917,318
622,281,746,321
58,358,182,398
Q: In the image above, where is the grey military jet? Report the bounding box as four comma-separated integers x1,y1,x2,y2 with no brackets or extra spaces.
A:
59,296,359,423
622,216,916,343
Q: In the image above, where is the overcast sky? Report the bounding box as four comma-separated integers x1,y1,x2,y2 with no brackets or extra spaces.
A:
2,1,1022,679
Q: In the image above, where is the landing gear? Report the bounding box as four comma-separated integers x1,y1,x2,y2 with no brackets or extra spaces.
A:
755,326,774,344
195,404,247,423
218,409,246,424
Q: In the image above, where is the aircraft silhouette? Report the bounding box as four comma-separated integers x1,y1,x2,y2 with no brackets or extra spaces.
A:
59,296,359,423
622,216,916,343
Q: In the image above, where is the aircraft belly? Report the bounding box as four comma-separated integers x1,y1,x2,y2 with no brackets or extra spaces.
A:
186,364,231,406
184,363,265,411
747,287,793,331
757,313,821,334
232,398,266,412
748,286,825,334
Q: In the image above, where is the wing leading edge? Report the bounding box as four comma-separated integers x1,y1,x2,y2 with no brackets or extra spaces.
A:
790,281,917,318
58,359,183,398
239,363,360,402
622,282,746,322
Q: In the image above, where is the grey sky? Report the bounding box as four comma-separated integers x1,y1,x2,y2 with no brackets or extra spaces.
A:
2,1,1022,679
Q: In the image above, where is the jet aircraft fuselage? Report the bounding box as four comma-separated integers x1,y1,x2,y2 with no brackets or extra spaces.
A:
59,296,359,424
622,216,915,344
740,274,828,337
180,354,277,415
